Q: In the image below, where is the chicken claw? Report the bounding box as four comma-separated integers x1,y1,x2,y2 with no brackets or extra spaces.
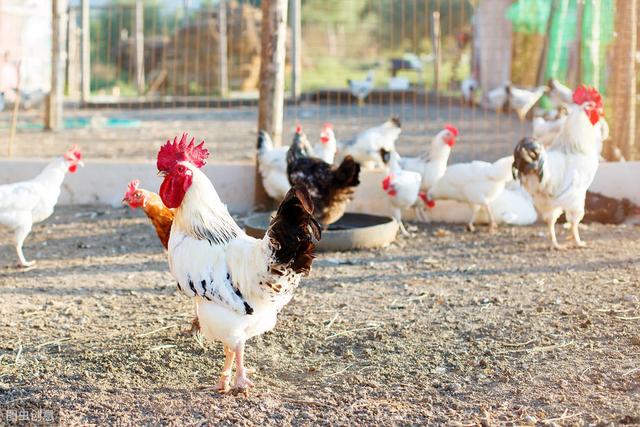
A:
216,372,232,394
233,370,255,394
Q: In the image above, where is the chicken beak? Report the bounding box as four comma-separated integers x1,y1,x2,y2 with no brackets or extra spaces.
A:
78,161,85,167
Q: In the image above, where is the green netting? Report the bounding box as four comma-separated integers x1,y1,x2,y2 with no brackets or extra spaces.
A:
507,0,615,94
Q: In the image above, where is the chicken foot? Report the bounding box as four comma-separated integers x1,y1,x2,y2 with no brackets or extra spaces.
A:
216,345,236,393
14,225,35,268
233,342,255,393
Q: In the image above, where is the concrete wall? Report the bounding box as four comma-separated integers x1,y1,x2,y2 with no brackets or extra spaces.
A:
0,158,638,218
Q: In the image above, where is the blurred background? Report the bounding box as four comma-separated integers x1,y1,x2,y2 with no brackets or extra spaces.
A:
0,0,637,163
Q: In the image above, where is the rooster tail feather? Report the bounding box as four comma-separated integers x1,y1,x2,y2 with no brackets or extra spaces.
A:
513,137,545,182
267,185,321,275
334,156,361,188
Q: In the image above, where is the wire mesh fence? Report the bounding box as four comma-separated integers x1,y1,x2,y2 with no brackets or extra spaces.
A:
0,0,638,162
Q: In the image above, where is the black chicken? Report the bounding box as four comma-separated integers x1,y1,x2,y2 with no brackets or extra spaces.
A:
286,129,361,228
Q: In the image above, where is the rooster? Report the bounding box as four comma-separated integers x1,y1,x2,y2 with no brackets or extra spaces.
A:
0,146,84,267
257,126,335,201
513,85,603,249
336,117,401,169
122,179,201,334
400,124,458,192
287,131,361,228
381,150,432,236
426,156,515,231
158,134,321,392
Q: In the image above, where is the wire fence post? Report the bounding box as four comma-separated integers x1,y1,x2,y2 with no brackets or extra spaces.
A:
81,0,90,104
218,0,229,98
135,0,145,94
431,11,441,92
290,0,301,100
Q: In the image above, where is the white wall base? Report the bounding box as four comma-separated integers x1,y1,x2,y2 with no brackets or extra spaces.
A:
0,159,637,220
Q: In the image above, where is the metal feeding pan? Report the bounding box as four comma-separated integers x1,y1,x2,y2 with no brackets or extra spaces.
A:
244,212,399,252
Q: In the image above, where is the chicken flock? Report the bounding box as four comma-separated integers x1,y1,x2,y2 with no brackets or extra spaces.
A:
0,81,634,395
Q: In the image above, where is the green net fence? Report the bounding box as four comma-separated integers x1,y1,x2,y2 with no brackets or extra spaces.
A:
507,0,614,94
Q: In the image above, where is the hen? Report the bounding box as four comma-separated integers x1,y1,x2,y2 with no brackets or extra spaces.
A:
122,179,174,249
427,156,515,231
348,70,375,105
122,179,201,334
381,150,432,236
287,131,361,228
400,124,457,192
0,146,83,267
513,85,603,249
158,134,321,392
336,117,401,169
257,126,335,201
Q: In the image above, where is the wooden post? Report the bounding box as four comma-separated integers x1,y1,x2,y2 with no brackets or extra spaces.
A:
256,0,288,206
66,7,80,98
474,0,513,96
431,11,441,92
571,0,585,87
257,0,288,146
135,0,145,93
46,0,67,131
607,0,637,160
218,0,229,97
290,0,301,99
81,0,90,104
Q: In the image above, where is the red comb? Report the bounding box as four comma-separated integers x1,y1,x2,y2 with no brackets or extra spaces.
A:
64,144,82,161
295,124,302,134
323,122,333,130
382,175,393,191
124,179,140,199
157,133,209,172
444,124,459,136
573,85,603,109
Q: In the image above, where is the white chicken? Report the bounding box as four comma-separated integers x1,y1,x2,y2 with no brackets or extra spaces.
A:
507,84,549,121
400,124,458,192
257,126,324,201
533,112,567,147
513,85,603,249
381,150,432,236
336,117,401,169
158,134,321,392
313,123,337,164
547,78,574,109
461,77,478,105
426,156,515,231
0,146,84,267
348,70,375,104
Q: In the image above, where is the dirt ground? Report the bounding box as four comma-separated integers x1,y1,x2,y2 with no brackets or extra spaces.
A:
0,205,638,425
0,104,528,164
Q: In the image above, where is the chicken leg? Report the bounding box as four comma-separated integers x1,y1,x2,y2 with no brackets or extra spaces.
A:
570,221,586,247
394,209,409,237
467,205,481,232
216,345,235,393
484,204,497,233
14,224,35,267
233,342,254,392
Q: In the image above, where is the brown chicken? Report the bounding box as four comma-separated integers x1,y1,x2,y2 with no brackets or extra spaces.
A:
122,179,174,248
122,179,199,333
